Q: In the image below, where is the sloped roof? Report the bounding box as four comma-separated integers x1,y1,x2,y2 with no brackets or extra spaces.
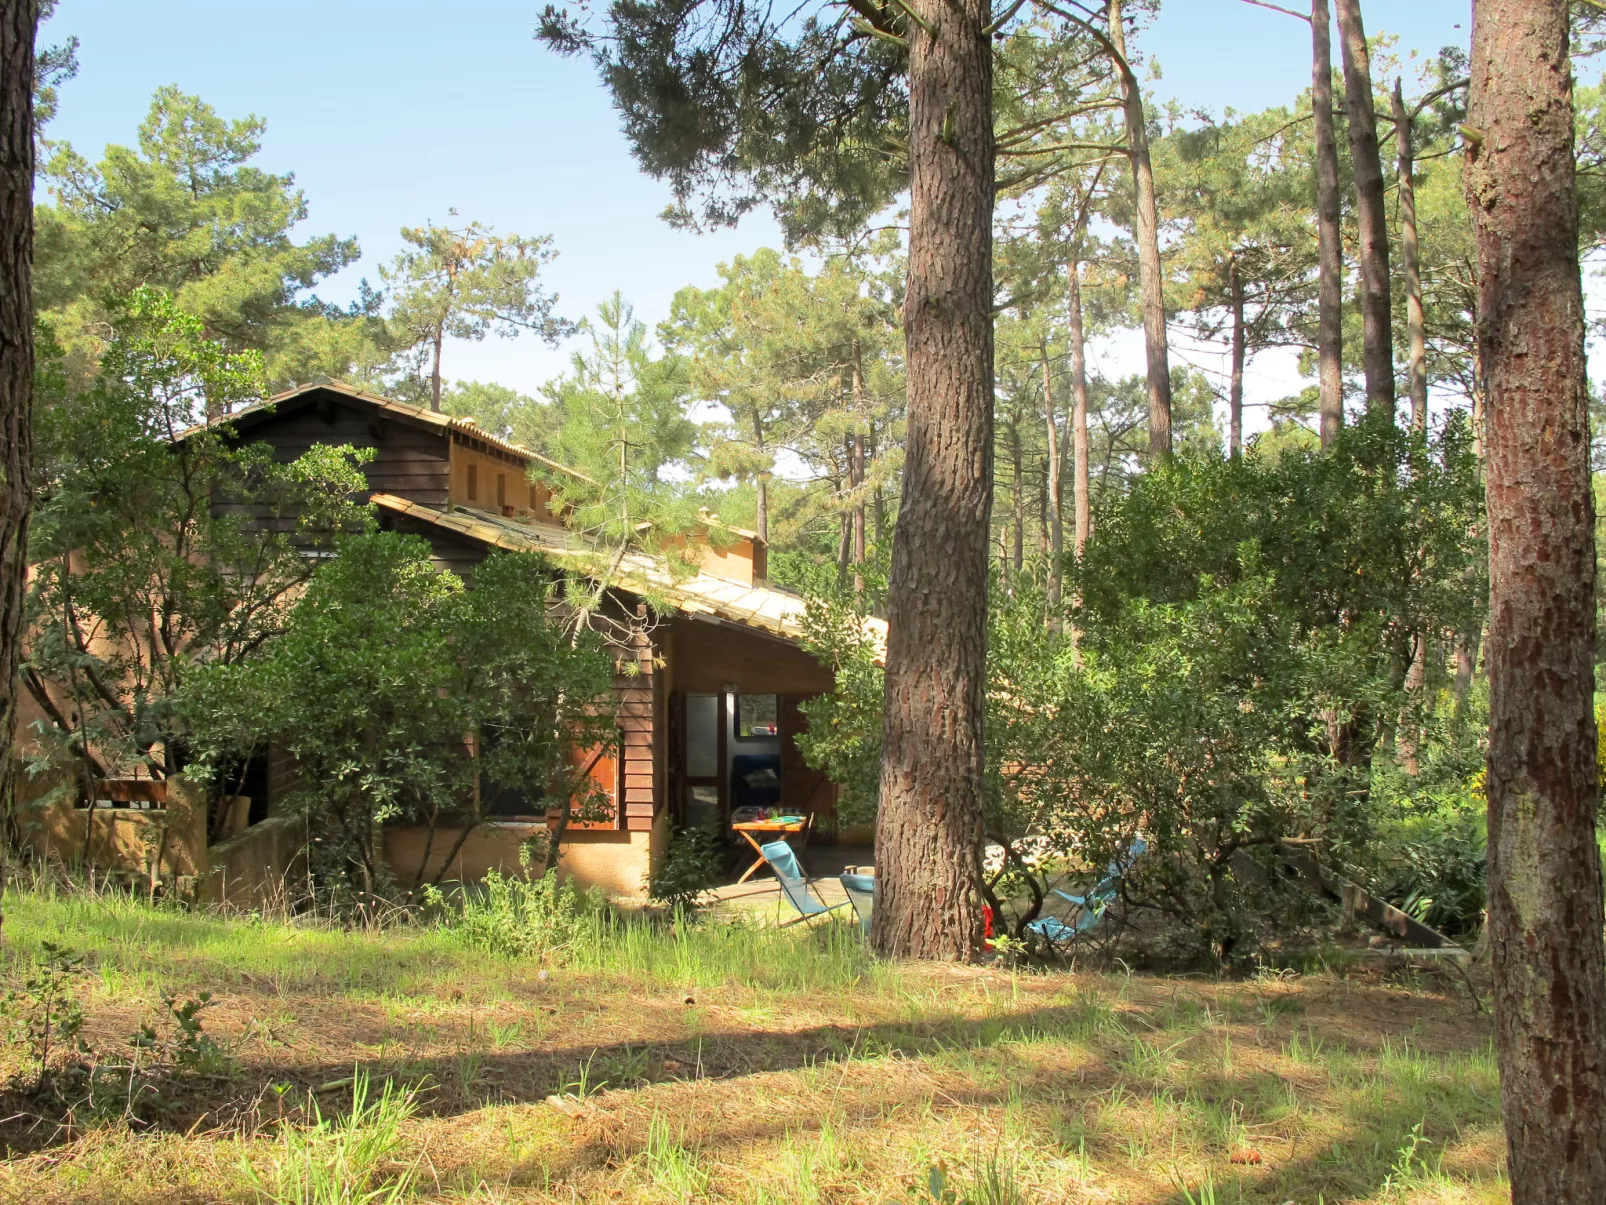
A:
180,380,591,483
372,494,885,654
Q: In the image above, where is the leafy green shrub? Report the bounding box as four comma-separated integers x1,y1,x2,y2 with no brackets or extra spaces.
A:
1371,804,1487,939
426,854,592,960
647,825,725,913
1,942,87,1093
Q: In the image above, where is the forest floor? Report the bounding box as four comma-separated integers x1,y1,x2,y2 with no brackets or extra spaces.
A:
0,883,1505,1205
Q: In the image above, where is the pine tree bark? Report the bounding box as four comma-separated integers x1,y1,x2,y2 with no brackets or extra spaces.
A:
1311,0,1345,448
850,338,866,592
1334,0,1395,420
1227,251,1245,458
1465,2,1606,1198
1106,0,1170,459
1042,337,1064,611
1,1,39,906
1393,77,1427,433
1068,258,1091,560
1010,420,1023,578
873,0,992,962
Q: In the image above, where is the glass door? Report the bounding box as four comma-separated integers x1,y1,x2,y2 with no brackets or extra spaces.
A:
682,692,725,832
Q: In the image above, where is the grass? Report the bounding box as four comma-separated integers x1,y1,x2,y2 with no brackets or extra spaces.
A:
0,876,1508,1204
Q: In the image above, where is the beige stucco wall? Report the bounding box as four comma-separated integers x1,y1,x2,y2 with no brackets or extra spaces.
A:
199,814,309,908
383,811,668,900
24,771,209,880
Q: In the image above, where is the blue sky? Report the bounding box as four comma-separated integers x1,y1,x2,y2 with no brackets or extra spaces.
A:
40,0,1473,406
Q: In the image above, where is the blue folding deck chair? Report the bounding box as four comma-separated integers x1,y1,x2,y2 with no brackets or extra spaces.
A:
1025,837,1147,949
839,872,876,936
760,840,853,927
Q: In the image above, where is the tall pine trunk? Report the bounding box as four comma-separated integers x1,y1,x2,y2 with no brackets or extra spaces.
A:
1042,337,1063,611
1466,2,1606,1198
850,338,866,592
1069,258,1092,559
1393,78,1427,432
1311,0,1344,448
1227,252,1245,458
1335,0,1395,420
1,1,39,908
873,0,992,961
1106,0,1170,459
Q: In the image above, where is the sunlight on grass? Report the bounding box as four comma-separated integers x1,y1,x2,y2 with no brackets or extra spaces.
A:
0,882,1509,1205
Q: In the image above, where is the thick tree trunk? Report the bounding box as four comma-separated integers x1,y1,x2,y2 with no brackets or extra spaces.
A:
1,1,38,900
1068,259,1091,560
1334,0,1395,421
1228,252,1245,458
1393,77,1428,433
1106,0,1170,459
1466,3,1606,1199
873,0,992,961
1311,0,1344,448
1042,338,1063,610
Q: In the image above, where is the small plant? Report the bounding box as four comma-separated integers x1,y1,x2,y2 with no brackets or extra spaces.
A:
132,990,232,1076
647,824,724,914
638,1113,710,1203
909,1155,1026,1205
243,1070,419,1205
1,942,87,1093
429,848,591,959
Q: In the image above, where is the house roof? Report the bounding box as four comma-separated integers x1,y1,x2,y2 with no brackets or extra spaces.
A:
372,493,885,654
180,380,591,483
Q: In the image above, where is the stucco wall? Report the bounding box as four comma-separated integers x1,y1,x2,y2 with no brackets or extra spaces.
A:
200,814,309,908
383,813,668,900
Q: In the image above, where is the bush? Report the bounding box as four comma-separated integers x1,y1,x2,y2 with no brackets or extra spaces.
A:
426,857,592,960
647,825,725,914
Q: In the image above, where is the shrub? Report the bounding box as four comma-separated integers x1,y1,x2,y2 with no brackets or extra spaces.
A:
647,825,725,914
427,854,592,960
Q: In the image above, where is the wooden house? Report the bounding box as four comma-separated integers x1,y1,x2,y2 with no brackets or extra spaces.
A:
188,381,863,897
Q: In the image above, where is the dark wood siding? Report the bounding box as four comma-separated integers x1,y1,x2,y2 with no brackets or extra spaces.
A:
619,626,659,831
379,512,493,583
229,392,451,507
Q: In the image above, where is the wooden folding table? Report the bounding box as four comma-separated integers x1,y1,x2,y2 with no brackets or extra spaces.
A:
731,816,812,884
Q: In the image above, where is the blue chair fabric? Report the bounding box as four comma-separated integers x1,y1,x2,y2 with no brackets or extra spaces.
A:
839,872,875,936
760,839,851,926
1025,837,1147,948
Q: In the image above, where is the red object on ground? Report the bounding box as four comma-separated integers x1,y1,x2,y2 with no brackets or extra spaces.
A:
982,904,995,939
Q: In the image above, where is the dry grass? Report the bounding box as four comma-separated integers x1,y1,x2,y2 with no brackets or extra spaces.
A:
0,881,1505,1204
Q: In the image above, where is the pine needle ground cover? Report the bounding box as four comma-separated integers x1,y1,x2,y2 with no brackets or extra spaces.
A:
1,885,1504,1204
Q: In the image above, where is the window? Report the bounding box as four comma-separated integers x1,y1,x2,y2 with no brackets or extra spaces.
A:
685,694,719,777
497,473,506,507
529,485,539,511
467,462,478,501
736,694,779,739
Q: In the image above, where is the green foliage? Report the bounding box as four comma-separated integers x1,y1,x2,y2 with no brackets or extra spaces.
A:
1,942,87,1093
438,379,551,447
182,536,613,896
647,825,726,913
23,290,374,828
379,217,570,406
538,293,708,632
800,417,1487,963
242,1070,419,1205
538,0,910,243
428,859,592,961
131,990,232,1077
37,87,377,388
